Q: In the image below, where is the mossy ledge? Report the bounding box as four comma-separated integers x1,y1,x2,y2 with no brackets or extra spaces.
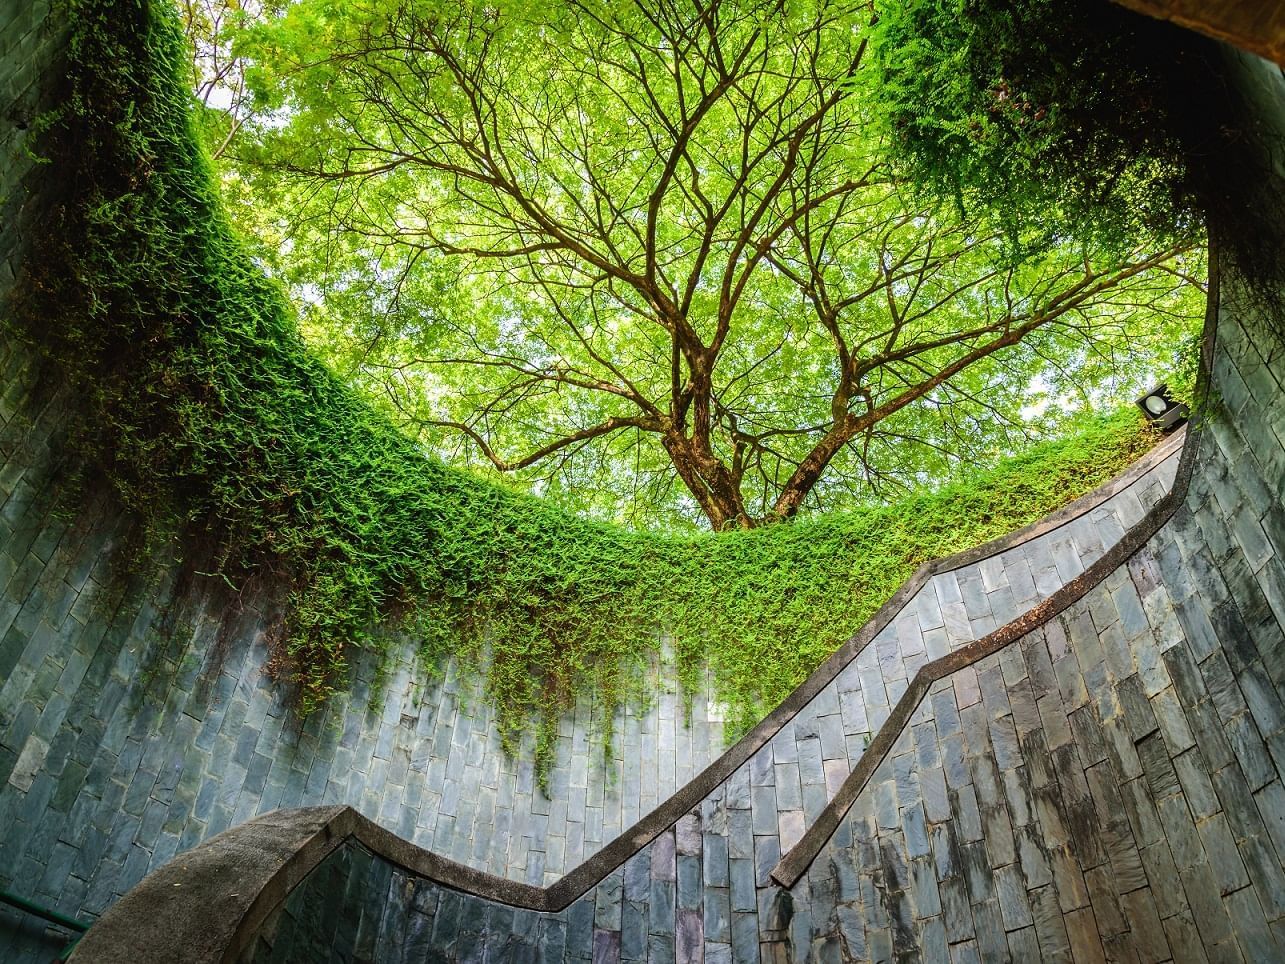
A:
5,0,1161,785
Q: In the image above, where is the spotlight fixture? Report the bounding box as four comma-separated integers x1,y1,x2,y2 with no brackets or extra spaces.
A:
1135,383,1188,433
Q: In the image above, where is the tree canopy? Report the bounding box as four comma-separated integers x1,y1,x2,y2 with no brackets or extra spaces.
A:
20,0,1210,781
185,0,1205,530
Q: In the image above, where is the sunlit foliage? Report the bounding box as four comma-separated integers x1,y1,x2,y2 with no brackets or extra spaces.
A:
199,0,1204,528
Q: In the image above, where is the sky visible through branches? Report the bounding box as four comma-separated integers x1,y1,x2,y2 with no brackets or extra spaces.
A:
184,0,1206,530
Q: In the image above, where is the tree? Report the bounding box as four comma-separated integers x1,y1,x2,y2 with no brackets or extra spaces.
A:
226,0,1201,529
181,0,290,158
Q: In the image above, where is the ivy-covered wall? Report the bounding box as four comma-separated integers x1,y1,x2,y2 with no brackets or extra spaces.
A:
0,212,1186,962
0,306,1184,955
3,2,1283,963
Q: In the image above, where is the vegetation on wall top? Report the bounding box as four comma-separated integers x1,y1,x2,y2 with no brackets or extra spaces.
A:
7,0,1171,784
866,0,1284,308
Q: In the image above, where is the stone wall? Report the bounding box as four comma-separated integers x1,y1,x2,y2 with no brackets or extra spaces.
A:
0,194,1185,963
5,1,1285,962
199,50,1285,964
0,12,1195,964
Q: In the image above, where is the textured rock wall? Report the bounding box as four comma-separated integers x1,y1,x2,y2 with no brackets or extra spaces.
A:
4,2,1284,962
0,227,1182,964
231,437,1178,962
237,369,1275,963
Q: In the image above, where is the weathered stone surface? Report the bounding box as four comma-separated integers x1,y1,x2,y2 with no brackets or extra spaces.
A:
4,8,1285,962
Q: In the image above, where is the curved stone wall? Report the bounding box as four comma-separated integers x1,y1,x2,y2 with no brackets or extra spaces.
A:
71,49,1285,964
89,177,1285,964
0,178,1187,963
199,48,1285,963
0,8,1191,960
0,371,1181,963
3,2,1285,962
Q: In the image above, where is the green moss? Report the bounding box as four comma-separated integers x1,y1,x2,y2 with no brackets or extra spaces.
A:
865,0,1282,314
7,0,1160,786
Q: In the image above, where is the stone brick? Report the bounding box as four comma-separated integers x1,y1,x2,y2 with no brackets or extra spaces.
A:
6,84,1285,959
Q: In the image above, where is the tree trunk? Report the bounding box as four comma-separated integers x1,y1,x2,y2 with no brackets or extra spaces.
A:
662,434,756,530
